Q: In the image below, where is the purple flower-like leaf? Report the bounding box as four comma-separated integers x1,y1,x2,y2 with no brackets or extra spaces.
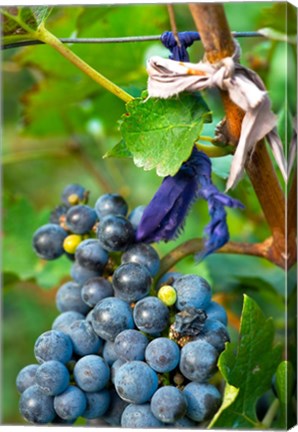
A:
136,148,244,257
136,153,199,243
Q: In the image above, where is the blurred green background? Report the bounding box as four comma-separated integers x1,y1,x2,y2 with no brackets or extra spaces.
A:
1,3,296,424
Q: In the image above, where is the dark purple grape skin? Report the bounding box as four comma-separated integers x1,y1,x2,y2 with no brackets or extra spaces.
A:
56,281,90,315
121,243,160,277
52,311,85,333
83,389,111,419
19,384,56,424
54,385,87,421
81,277,114,307
74,355,110,392
66,205,97,234
183,382,222,422
16,364,39,394
112,262,152,303
128,205,146,230
75,239,109,272
150,386,187,423
34,330,73,365
35,360,69,396
114,329,148,361
133,297,169,334
91,297,134,341
70,262,101,284
179,339,218,382
62,184,86,206
95,193,128,219
66,319,102,356
32,224,67,260
97,215,135,252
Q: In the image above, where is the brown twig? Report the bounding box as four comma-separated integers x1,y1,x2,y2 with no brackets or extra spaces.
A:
287,171,297,268
167,4,181,47
188,4,287,269
156,238,272,280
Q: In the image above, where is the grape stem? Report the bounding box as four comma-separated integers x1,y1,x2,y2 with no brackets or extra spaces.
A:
156,237,273,281
35,24,133,103
261,398,280,428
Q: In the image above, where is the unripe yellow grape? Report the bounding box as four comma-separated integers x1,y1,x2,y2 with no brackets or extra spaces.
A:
67,193,80,205
63,234,82,254
157,285,177,306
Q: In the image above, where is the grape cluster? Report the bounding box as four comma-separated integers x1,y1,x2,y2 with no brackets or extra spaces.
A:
17,184,229,427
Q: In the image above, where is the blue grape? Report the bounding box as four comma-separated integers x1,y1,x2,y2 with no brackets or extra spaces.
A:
121,243,160,277
19,384,56,424
62,184,86,206
16,364,39,393
66,205,97,234
54,385,87,421
111,359,126,384
128,205,146,230
173,416,197,427
35,360,69,396
67,320,102,356
83,389,111,419
103,389,129,426
114,361,158,404
91,297,134,341
95,193,128,218
70,262,101,284
196,319,230,353
56,281,90,315
112,262,151,303
145,337,180,373
50,204,68,225
32,224,67,260
97,215,135,252
133,297,169,334
121,403,164,428
85,309,94,323
151,386,187,423
205,301,228,325
74,355,110,392
102,340,118,365
173,274,212,311
179,339,218,382
114,329,148,361
34,330,73,364
183,382,222,421
81,277,113,307
75,239,109,272
52,311,85,333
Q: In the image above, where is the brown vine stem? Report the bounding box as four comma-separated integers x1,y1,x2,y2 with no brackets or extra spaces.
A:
188,4,288,269
156,238,271,281
287,171,297,268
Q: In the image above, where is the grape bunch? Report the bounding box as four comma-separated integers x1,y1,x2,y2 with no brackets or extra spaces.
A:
16,184,229,427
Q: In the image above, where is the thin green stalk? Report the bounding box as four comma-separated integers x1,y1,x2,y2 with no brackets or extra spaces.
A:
2,148,68,164
262,398,280,428
195,142,232,157
35,24,133,103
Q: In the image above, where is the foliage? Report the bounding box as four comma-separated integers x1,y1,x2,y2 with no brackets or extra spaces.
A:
1,3,296,427
209,295,282,428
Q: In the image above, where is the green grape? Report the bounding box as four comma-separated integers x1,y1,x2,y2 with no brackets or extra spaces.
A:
158,285,177,306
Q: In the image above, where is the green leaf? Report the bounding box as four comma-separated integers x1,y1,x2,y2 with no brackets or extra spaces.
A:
274,361,296,427
209,295,282,428
2,193,70,288
2,193,49,280
277,104,293,149
103,139,132,159
120,92,211,177
13,5,169,137
1,6,52,43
